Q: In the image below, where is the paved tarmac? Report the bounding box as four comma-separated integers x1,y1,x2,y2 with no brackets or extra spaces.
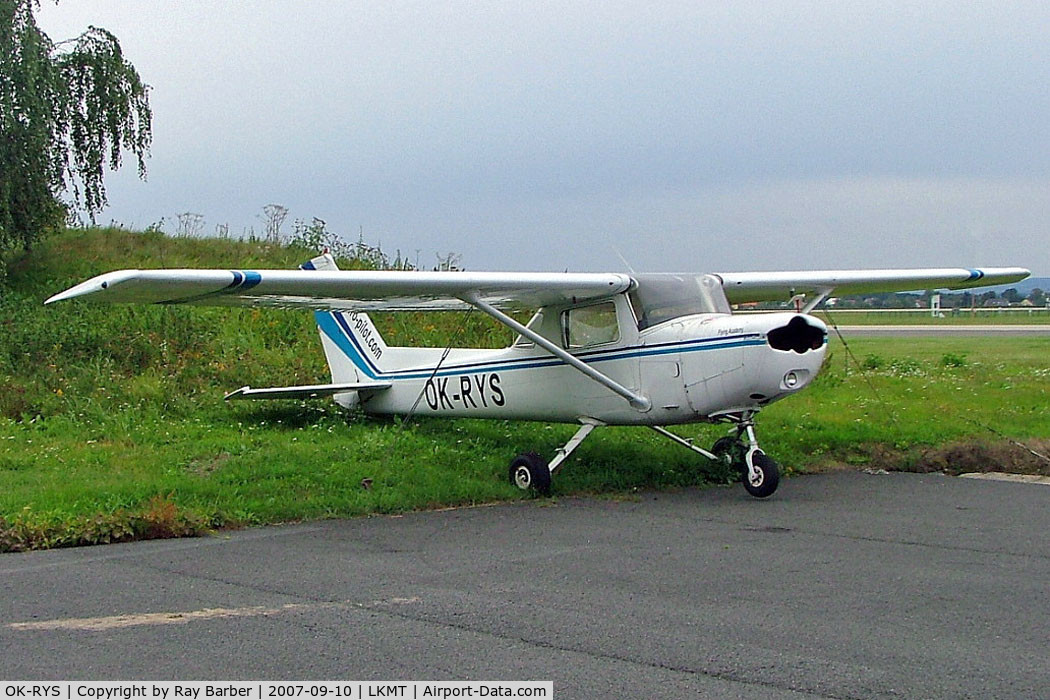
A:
2,472,1049,699
835,324,1050,336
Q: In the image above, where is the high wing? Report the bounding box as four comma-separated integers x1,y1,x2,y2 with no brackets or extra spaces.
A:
714,267,1031,304
45,269,634,311
46,266,1031,311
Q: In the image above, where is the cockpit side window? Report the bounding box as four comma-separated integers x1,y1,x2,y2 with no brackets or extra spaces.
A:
561,301,620,349
630,274,731,331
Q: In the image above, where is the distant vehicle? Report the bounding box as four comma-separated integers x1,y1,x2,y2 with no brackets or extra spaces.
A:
48,258,1028,498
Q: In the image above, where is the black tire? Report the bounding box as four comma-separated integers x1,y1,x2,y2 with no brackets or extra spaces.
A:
509,452,552,495
711,436,745,466
743,451,780,498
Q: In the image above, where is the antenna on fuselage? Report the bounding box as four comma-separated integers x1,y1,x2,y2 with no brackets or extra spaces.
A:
611,245,636,274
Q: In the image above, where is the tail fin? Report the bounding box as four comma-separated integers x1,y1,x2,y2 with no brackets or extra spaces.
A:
300,253,391,395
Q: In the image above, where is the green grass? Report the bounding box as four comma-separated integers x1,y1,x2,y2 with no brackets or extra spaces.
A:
2,228,1048,551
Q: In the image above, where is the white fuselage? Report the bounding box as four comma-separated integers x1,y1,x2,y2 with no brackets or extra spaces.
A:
331,303,827,426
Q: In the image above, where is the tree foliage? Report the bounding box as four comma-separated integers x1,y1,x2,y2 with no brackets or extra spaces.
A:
0,0,151,257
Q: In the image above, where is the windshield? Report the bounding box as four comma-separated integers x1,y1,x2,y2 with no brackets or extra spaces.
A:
629,274,731,330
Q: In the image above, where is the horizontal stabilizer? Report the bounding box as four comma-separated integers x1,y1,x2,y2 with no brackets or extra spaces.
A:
224,381,391,401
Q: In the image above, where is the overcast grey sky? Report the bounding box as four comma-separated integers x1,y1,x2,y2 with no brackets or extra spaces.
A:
37,1,1050,273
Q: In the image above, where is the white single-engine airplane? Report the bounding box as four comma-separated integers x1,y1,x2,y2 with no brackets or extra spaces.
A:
48,256,1029,498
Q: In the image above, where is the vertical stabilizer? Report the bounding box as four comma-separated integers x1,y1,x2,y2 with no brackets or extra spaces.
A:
300,253,391,406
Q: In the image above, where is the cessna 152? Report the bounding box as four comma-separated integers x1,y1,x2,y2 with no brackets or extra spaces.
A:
47,256,1029,498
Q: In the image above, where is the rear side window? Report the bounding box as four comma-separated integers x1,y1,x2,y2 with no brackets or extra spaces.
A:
513,311,544,347
562,302,619,349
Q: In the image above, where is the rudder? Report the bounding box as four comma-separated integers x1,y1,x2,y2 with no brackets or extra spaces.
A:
300,253,391,396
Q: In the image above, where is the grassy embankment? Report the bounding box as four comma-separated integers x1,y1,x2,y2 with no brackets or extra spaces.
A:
2,228,1048,551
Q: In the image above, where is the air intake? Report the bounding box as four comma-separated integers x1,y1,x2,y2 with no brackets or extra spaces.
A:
767,316,826,354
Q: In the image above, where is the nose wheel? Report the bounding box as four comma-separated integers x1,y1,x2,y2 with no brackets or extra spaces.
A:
724,416,780,498
709,432,779,498
742,450,779,498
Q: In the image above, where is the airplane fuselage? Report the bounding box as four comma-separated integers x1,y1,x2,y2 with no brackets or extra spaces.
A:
333,309,828,426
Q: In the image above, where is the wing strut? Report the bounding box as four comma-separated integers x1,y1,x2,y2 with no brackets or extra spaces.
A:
462,295,652,412
801,287,834,314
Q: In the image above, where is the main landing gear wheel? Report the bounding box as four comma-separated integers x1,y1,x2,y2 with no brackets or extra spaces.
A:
509,452,551,495
711,436,745,466
743,451,780,499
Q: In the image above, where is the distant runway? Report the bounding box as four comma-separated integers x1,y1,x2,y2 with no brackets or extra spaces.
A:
834,324,1050,336
3,472,1050,698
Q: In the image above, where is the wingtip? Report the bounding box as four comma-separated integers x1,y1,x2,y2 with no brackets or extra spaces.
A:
43,270,139,306
44,280,105,305
223,386,251,401
44,287,85,305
